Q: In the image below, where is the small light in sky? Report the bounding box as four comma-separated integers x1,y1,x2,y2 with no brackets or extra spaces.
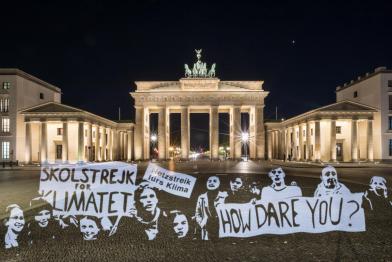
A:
292,40,296,44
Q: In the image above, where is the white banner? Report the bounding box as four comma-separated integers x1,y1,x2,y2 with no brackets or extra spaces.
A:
217,194,365,237
39,162,137,217
143,163,196,198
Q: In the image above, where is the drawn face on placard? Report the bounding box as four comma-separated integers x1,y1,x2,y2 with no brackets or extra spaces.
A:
173,214,189,238
207,176,220,190
139,188,158,213
80,217,100,241
6,206,25,233
369,176,387,197
321,166,338,189
230,177,243,192
34,209,51,228
268,167,286,189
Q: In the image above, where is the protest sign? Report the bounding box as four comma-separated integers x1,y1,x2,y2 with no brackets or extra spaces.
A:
143,163,196,198
217,194,365,238
39,162,137,217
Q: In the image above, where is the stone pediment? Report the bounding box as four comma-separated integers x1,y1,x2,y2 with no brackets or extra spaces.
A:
316,100,377,112
20,102,83,113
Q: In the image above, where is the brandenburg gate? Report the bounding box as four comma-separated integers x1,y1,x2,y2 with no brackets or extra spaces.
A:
131,50,269,160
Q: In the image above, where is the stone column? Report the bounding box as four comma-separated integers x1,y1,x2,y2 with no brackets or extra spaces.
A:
367,119,374,161
181,107,189,159
351,119,358,161
267,131,272,160
119,131,123,160
298,124,303,160
25,121,32,163
306,121,311,161
40,121,48,163
95,125,100,161
107,129,112,161
143,108,150,160
101,127,107,161
134,107,143,160
255,106,265,159
233,106,242,159
158,107,166,160
330,119,336,161
210,106,219,159
88,123,92,161
249,107,256,159
315,120,321,161
62,121,69,163
285,128,289,160
127,128,133,161
78,122,84,162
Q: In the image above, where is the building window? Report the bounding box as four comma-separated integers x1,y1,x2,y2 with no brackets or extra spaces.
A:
2,117,10,132
353,91,358,98
2,82,10,89
303,130,305,137
57,128,63,135
311,128,313,136
390,139,392,156
39,93,44,99
93,131,96,138
389,116,392,130
105,134,108,142
85,129,88,137
336,126,342,134
389,95,392,111
2,141,10,159
310,145,314,157
388,80,392,88
0,98,9,112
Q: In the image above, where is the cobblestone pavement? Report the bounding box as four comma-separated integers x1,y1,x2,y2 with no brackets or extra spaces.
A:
0,160,391,261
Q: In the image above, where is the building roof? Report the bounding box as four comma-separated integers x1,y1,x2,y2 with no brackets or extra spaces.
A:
0,68,61,93
20,102,134,128
335,66,392,92
265,100,377,128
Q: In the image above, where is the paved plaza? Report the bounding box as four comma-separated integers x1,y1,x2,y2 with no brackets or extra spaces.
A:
0,160,391,261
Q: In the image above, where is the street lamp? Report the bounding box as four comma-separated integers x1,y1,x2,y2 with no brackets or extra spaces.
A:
241,132,249,161
150,134,158,159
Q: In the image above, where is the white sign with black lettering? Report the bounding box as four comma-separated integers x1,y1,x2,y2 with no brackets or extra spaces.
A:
39,162,137,217
143,164,196,198
217,194,365,238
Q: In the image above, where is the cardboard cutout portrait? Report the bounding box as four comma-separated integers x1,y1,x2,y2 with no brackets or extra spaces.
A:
314,166,350,197
195,176,227,240
4,204,25,249
170,210,190,239
261,167,302,201
363,176,392,212
28,197,60,245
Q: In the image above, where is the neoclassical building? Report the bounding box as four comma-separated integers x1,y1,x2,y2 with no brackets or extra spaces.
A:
266,101,376,162
266,66,392,162
20,102,133,163
1,56,391,164
131,78,268,160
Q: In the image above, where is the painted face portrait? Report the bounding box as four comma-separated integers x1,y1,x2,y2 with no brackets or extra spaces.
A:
34,210,51,228
80,217,100,241
139,188,158,213
321,166,338,189
369,176,387,197
268,167,286,187
207,176,220,190
6,206,25,233
230,178,243,192
173,214,189,238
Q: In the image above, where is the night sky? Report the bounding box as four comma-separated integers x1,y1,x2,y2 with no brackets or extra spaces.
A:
1,1,391,149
